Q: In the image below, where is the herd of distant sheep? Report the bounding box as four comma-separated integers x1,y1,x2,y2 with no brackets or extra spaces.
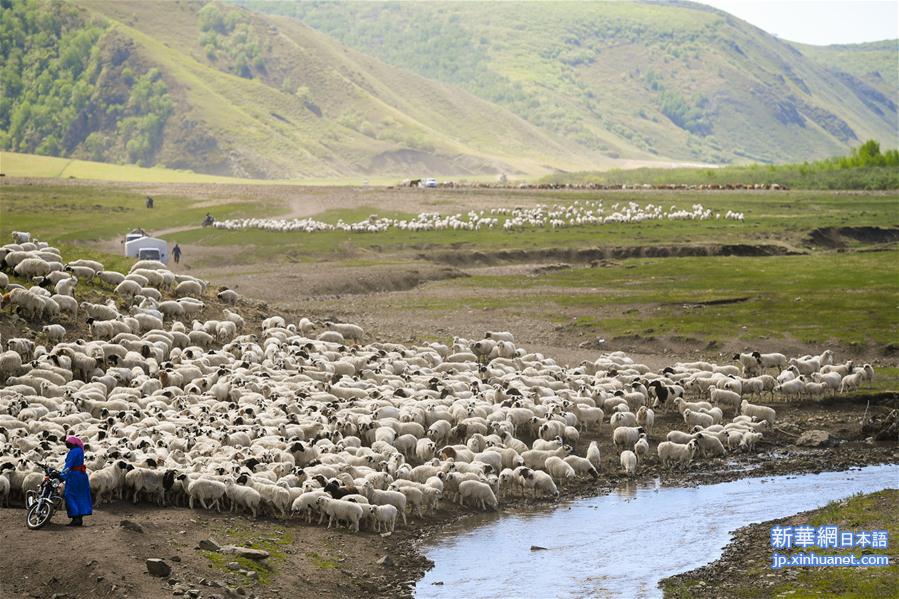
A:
0,230,876,534
212,201,745,235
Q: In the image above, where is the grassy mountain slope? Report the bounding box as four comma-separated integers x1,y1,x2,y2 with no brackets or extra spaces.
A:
2,0,603,178
250,0,898,165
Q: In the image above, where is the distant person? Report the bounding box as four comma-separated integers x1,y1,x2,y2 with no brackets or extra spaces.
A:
172,243,182,264
145,195,154,209
202,213,214,227
59,436,92,527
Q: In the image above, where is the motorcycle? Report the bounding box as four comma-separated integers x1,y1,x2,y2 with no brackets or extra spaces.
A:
25,463,64,530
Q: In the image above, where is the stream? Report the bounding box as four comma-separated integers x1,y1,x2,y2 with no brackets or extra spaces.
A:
415,464,899,598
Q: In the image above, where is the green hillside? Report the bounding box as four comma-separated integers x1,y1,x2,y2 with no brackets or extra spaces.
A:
0,0,602,178
250,0,898,165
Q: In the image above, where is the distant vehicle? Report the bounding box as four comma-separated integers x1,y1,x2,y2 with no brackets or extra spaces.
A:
123,230,168,264
422,178,438,188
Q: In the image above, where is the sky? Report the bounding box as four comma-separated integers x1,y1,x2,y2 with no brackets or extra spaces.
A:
697,1,899,45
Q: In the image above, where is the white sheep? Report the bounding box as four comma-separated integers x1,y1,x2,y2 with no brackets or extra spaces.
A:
317,496,364,531
544,456,576,487
458,480,498,511
657,440,698,469
620,450,637,476
740,401,776,425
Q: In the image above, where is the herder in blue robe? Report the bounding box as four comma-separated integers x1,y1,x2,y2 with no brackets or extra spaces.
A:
60,435,92,526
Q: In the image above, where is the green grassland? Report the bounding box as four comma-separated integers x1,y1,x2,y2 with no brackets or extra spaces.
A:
255,0,897,165
416,251,899,346
161,190,899,264
543,163,899,191
663,490,899,598
541,141,899,190
0,151,427,185
3,183,896,352
0,183,279,241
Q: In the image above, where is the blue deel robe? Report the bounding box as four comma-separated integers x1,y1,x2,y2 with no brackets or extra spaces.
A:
61,446,93,517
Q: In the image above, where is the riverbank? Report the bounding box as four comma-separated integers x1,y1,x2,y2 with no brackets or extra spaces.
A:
661,489,899,598
1,397,896,598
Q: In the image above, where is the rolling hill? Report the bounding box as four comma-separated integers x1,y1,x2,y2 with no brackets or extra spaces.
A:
0,0,604,178
250,0,897,165
1,0,895,179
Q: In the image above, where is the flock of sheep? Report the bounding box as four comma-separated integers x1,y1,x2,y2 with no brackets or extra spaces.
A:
211,200,745,235
0,231,875,535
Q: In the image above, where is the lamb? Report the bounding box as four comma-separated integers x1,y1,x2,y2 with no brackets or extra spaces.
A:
225,482,262,518
317,496,364,531
586,440,601,471
363,487,408,525
610,411,637,428
775,378,805,400
89,461,132,505
740,431,763,452
184,477,226,512
369,503,398,533
620,450,637,476
544,456,576,487
14,258,51,279
97,271,126,286
635,406,654,436
693,432,727,457
839,372,864,393
753,352,788,371
740,401,776,425
563,455,599,478
633,435,649,463
217,289,239,305
522,469,559,498
42,324,66,343
657,440,699,469
612,426,645,451
175,280,204,298
709,387,742,416
683,409,714,429
458,480,498,511
326,321,364,342
291,490,329,523
0,350,23,382
55,276,78,297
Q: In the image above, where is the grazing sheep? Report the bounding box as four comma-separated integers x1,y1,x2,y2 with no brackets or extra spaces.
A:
740,401,776,426
620,450,637,476
458,480,498,510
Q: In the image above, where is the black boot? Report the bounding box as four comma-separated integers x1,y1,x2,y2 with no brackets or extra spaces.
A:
67,516,83,527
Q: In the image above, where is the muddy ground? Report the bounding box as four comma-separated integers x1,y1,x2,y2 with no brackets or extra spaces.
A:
2,389,896,599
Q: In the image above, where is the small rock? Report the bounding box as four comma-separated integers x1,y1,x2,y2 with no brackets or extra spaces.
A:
198,539,221,552
219,546,269,561
796,430,835,448
376,555,394,567
530,545,548,551
245,571,258,580
170,556,182,563
120,520,144,533
187,590,200,598
226,562,241,571
432,581,444,586
146,559,172,578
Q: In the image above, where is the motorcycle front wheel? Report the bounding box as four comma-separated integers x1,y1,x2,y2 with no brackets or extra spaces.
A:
26,500,54,530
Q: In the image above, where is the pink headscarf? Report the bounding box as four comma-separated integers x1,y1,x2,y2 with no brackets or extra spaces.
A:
65,435,84,449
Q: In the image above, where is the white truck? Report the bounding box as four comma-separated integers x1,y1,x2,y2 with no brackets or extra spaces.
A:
123,231,168,264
